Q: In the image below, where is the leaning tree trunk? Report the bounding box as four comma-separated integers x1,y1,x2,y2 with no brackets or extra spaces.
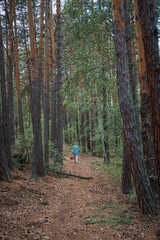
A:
112,0,158,215
135,0,160,196
134,0,158,195
56,0,63,162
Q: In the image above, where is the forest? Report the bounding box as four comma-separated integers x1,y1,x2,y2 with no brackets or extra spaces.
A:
0,0,160,237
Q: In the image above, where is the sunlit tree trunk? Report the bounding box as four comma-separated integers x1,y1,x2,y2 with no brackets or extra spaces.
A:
135,0,160,196
134,0,158,195
27,0,45,179
112,0,158,215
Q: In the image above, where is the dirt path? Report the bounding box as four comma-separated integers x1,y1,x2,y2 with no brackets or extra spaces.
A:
0,151,159,240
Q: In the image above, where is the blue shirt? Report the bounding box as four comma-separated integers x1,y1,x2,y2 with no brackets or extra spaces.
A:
72,145,80,155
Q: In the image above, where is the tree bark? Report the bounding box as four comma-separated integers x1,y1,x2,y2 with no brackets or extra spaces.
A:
134,0,158,195
13,0,24,135
56,0,63,162
112,0,158,215
50,0,57,149
27,0,45,179
135,0,160,195
0,15,12,180
44,0,50,168
8,0,15,146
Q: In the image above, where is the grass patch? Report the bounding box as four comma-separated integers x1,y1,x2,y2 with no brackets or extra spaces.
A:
95,205,115,211
82,205,133,227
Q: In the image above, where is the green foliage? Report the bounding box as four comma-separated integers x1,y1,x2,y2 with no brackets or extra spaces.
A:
82,206,132,227
13,127,33,165
49,141,64,165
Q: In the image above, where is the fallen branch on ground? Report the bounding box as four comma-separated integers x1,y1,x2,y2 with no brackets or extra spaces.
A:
50,170,93,180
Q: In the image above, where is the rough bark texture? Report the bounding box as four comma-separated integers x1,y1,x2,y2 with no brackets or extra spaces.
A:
8,0,15,146
44,0,49,168
112,0,158,215
13,0,24,135
121,130,132,194
0,16,11,181
27,0,45,179
56,0,63,161
135,0,160,195
134,0,158,195
121,0,133,194
50,0,57,148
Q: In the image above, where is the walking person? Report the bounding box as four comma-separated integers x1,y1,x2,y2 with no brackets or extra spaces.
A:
72,144,80,163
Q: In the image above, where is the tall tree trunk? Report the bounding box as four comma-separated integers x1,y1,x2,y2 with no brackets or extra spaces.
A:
76,110,80,146
103,87,110,163
121,0,132,194
13,0,24,135
44,0,49,168
8,0,15,146
135,0,160,195
56,0,63,161
134,0,158,195
112,0,158,215
0,107,11,182
121,129,132,193
80,111,86,153
98,0,110,163
91,0,96,157
0,15,12,179
27,0,45,179
91,92,96,156
86,111,91,152
50,0,57,150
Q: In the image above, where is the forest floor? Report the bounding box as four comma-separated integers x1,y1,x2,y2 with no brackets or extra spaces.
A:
0,148,160,240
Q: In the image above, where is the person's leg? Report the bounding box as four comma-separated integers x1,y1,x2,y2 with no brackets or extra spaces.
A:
75,155,78,163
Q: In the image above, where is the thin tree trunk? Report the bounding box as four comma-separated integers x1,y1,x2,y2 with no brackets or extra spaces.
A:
8,0,15,146
50,0,57,149
121,0,132,194
13,0,24,135
91,0,96,157
112,0,158,215
56,0,63,161
44,0,49,168
80,111,86,153
103,88,110,163
86,111,91,152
